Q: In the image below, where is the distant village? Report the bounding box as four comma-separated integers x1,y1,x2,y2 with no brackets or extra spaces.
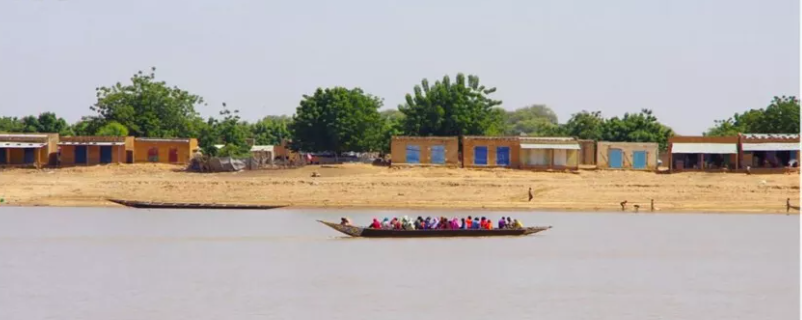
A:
0,132,798,174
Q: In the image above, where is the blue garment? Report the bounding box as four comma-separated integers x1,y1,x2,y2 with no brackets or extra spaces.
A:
472,221,480,229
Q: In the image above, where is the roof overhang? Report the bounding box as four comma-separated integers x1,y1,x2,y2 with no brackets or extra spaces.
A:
58,142,125,146
251,145,274,152
742,142,800,151
672,143,737,154
521,143,581,150
0,142,46,148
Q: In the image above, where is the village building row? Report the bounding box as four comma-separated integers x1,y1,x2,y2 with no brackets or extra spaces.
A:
668,134,800,172
391,134,800,172
0,133,199,168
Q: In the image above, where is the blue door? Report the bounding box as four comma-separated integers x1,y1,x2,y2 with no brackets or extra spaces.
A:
474,146,488,165
100,146,113,164
608,149,623,169
633,151,647,169
0,148,6,164
75,146,87,164
496,146,510,166
430,145,445,164
405,145,420,164
23,148,35,164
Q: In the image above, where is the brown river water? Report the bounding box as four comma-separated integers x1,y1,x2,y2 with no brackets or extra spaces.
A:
0,207,798,320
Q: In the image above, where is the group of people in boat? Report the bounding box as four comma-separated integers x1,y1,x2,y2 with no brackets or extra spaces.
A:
339,216,524,230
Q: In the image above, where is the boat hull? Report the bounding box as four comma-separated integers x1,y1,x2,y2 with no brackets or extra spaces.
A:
318,220,551,238
109,199,286,210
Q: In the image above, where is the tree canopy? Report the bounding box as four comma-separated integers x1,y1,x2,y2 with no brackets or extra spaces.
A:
0,113,72,135
706,96,800,136
90,67,205,138
289,87,384,153
398,73,504,137
95,121,129,137
503,105,562,136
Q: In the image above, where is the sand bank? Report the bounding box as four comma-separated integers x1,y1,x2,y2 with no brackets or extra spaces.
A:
0,163,798,214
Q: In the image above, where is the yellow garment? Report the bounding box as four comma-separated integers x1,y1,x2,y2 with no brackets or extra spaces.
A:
513,220,523,228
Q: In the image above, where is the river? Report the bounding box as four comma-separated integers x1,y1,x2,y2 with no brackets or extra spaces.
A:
0,207,798,320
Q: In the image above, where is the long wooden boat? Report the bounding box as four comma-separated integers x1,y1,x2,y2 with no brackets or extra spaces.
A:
318,220,551,238
109,199,287,210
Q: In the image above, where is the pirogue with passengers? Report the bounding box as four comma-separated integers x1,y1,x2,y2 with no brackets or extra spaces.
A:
318,218,552,238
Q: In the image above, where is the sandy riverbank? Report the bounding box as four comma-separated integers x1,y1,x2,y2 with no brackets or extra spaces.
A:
0,163,799,213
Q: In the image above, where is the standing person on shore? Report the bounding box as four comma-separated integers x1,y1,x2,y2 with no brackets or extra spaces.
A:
528,187,533,202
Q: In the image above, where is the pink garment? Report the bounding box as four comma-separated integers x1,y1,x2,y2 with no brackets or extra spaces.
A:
451,218,459,229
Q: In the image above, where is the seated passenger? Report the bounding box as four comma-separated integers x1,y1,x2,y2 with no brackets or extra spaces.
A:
479,217,487,229
512,219,523,229
466,216,473,229
498,217,507,229
370,218,381,229
485,219,493,230
472,217,480,229
381,218,391,229
460,218,466,229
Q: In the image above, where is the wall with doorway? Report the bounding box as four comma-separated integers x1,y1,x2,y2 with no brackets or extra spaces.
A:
462,136,521,168
133,138,197,164
596,142,659,170
390,136,459,166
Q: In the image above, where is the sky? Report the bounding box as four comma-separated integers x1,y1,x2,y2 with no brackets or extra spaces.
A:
0,0,798,135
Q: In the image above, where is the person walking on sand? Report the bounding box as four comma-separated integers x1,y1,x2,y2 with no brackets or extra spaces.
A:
528,187,533,202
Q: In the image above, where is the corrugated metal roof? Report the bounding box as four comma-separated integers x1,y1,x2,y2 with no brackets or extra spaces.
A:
58,142,124,146
742,142,800,151
0,134,47,138
672,143,737,154
521,143,580,150
742,133,799,139
251,145,274,152
0,142,46,148
135,138,191,143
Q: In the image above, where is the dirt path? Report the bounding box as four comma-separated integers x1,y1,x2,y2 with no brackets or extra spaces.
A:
0,163,798,213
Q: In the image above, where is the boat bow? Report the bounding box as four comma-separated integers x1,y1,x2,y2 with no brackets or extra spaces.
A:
317,220,364,237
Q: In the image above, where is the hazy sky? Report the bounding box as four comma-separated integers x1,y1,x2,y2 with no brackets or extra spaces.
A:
0,0,798,134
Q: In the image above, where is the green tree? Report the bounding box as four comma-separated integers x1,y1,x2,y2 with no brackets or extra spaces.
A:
37,112,73,135
289,87,384,153
251,115,291,146
215,104,251,157
602,109,674,151
14,112,73,135
70,117,105,136
377,109,405,153
398,73,503,137
0,117,24,133
562,111,606,141
95,121,129,137
90,67,204,138
706,96,800,135
504,105,563,136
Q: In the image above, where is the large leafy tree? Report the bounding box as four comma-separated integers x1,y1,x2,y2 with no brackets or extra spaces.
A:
0,117,24,133
504,105,562,136
289,87,384,153
196,103,251,157
251,115,291,146
398,73,503,137
11,112,73,135
602,109,674,150
562,110,606,141
95,121,129,137
377,109,405,153
706,96,800,135
90,67,204,138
